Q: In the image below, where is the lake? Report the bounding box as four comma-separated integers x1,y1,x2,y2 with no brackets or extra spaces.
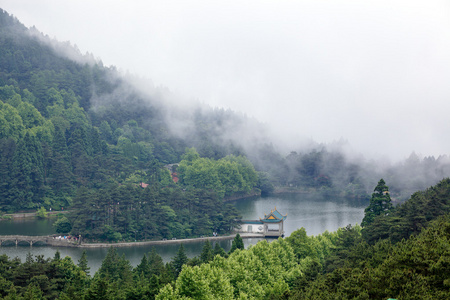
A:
233,193,367,236
0,193,367,274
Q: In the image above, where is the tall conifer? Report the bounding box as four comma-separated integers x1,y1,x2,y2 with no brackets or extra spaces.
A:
78,250,90,276
172,244,188,277
9,131,44,208
361,179,394,227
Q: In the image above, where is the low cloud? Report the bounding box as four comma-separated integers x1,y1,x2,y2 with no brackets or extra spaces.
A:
2,0,450,162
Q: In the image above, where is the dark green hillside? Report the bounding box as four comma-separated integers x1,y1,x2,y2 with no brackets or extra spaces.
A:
4,6,450,237
0,9,250,240
0,10,110,110
0,9,373,204
362,177,450,244
0,8,366,217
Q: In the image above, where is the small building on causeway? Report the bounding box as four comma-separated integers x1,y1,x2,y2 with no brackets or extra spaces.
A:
235,208,287,237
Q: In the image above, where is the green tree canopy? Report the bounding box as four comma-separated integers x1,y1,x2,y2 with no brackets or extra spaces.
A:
53,216,72,234
361,179,394,227
172,244,188,278
229,233,244,254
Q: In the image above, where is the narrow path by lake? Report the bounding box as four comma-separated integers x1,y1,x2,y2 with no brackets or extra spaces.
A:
79,233,263,248
0,233,264,248
4,210,69,219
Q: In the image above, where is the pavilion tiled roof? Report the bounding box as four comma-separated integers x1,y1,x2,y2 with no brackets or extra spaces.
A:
260,208,287,223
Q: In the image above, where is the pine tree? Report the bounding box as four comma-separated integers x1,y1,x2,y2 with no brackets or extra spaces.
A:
77,250,90,276
200,240,213,263
9,131,44,209
134,254,150,278
49,127,73,195
148,247,164,277
148,274,161,299
53,250,61,262
68,125,91,183
85,278,109,300
361,179,394,227
213,242,227,258
96,247,133,285
0,138,16,210
172,244,188,277
229,233,244,254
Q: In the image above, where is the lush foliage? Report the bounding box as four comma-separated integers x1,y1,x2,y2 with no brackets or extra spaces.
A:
69,183,240,241
0,9,178,213
362,177,450,244
157,238,300,299
1,177,449,299
177,148,259,199
0,252,89,299
53,215,72,234
157,178,450,299
2,10,450,299
4,8,450,220
0,241,230,300
0,9,245,240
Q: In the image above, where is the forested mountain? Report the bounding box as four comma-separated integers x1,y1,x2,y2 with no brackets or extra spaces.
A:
2,7,450,226
0,9,251,240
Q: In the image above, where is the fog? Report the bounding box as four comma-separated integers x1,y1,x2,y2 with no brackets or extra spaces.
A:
2,0,450,161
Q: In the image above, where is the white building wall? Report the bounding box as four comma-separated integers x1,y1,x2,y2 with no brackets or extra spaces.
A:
235,223,265,234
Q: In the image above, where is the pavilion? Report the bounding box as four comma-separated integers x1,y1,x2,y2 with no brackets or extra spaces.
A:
236,208,287,237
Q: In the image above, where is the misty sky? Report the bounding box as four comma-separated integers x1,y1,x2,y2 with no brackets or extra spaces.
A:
2,0,450,160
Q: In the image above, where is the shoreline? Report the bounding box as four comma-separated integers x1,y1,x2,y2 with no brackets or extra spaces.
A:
79,233,265,248
0,233,266,248
2,211,69,220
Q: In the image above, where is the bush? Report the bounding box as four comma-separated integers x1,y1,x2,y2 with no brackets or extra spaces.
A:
36,207,48,219
53,216,72,234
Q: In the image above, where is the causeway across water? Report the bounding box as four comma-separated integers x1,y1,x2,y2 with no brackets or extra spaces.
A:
0,233,266,248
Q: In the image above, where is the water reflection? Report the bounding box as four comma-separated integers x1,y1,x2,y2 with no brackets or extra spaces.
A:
0,218,56,236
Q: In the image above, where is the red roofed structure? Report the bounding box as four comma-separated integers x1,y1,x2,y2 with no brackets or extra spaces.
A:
171,172,179,183
139,182,149,188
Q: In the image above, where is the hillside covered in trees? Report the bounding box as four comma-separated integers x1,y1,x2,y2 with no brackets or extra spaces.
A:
2,7,450,242
0,8,256,240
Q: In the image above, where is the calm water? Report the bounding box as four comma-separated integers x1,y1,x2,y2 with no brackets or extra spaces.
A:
0,193,366,274
233,193,366,236
0,217,56,236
